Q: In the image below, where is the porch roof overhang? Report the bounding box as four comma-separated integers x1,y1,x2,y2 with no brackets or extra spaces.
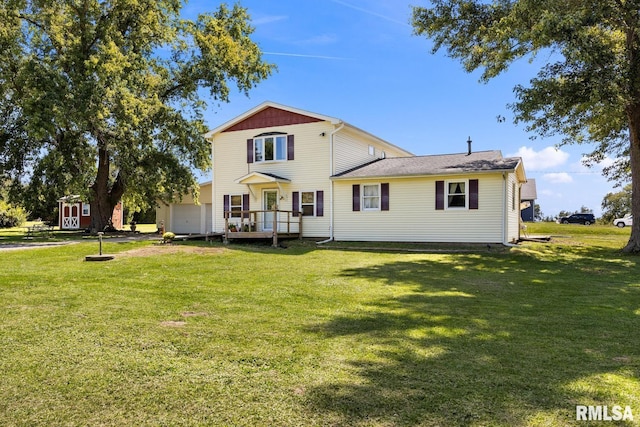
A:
234,172,291,198
234,171,291,185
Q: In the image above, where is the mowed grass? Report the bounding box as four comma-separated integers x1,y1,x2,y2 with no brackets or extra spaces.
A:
0,224,639,426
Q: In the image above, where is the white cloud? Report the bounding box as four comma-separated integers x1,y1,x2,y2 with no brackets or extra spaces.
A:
540,189,563,198
508,146,570,171
572,154,616,173
543,172,573,183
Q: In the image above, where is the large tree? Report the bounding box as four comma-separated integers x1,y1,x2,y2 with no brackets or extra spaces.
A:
412,0,640,252
0,0,273,231
601,183,632,223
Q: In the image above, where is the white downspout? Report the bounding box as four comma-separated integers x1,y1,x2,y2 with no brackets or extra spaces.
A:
317,122,344,244
210,137,216,233
502,172,507,245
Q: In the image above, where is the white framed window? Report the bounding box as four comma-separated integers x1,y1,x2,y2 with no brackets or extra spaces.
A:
301,191,316,216
254,135,287,162
82,204,90,216
230,195,243,218
362,184,380,211
446,180,467,209
368,145,375,156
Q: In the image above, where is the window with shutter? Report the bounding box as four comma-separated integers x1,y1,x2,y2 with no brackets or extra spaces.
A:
381,183,389,211
251,134,292,163
435,181,445,210
352,185,360,211
292,192,300,217
316,191,324,216
469,179,479,210
246,139,253,163
242,194,250,218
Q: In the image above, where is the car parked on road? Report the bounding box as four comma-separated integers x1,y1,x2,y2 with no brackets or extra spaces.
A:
557,213,596,225
613,214,633,228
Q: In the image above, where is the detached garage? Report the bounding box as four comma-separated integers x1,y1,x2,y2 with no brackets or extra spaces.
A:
156,182,212,235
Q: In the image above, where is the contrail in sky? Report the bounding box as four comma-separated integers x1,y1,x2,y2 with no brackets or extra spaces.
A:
263,52,352,61
330,0,411,27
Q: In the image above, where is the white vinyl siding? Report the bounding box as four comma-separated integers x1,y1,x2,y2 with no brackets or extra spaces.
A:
333,127,410,175
506,174,521,243
333,174,507,243
212,122,332,237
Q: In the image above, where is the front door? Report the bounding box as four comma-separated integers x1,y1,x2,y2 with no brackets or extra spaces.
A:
263,190,278,231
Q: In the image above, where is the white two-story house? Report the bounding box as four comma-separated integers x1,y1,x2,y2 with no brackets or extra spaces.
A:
157,101,526,244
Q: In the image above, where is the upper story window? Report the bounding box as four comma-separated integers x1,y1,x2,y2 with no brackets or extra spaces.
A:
254,135,287,162
368,145,375,156
447,180,467,209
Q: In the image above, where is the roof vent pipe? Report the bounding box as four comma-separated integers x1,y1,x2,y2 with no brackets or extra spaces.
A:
467,136,472,155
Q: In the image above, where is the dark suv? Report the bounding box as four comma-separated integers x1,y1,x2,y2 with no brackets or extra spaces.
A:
558,213,596,225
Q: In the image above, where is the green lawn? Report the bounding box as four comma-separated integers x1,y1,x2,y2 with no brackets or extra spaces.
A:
0,224,638,426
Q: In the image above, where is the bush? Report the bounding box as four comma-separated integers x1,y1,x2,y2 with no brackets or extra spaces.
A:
0,201,28,228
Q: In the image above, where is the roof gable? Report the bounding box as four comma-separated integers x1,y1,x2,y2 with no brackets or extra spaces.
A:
205,102,341,137
223,106,323,132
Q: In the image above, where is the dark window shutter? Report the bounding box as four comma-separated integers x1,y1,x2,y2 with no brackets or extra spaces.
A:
316,191,324,217
287,134,295,160
223,194,230,218
292,191,300,217
242,194,250,218
435,181,444,210
247,139,254,163
381,183,389,211
352,184,360,211
469,179,479,210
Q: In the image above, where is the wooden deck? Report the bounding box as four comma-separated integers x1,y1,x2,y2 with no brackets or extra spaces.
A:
224,209,302,247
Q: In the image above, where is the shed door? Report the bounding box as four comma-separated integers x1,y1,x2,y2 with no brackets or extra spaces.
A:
172,205,201,234
62,203,80,229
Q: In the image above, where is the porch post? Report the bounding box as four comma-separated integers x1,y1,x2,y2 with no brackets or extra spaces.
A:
224,213,229,244
272,206,278,247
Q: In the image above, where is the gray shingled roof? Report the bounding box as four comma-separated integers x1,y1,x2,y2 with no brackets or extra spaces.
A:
521,179,537,200
333,150,522,179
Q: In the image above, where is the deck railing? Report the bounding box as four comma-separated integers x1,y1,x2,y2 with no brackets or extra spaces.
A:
224,208,302,246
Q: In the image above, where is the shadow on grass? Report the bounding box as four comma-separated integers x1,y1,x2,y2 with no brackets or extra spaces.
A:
305,247,640,426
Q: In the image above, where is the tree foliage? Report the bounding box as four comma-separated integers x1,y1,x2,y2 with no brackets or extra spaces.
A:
412,0,640,251
601,183,632,223
0,0,273,230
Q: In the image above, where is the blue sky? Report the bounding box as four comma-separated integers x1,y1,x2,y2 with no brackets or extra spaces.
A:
187,0,623,218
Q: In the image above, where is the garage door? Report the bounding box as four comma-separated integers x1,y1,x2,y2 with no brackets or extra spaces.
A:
172,204,201,234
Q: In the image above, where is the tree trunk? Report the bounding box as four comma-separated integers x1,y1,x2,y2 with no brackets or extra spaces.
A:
623,114,640,252
623,24,640,253
89,147,125,233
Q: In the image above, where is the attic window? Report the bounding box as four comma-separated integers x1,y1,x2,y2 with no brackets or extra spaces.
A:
368,145,375,156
